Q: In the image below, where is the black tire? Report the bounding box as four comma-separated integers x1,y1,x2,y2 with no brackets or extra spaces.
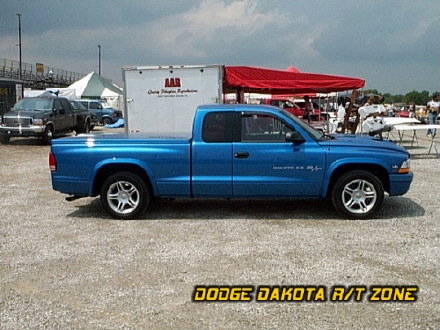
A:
100,172,150,219
331,170,384,219
84,120,91,133
0,134,11,144
75,120,91,134
41,126,53,145
102,117,112,126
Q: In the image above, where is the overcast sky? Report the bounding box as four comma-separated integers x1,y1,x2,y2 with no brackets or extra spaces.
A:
1,0,439,94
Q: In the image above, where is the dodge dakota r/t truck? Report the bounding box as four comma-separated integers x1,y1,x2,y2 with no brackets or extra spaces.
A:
49,104,413,219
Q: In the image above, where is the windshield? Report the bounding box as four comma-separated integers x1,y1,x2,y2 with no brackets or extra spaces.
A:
283,101,299,109
13,99,53,111
99,101,112,108
280,110,325,140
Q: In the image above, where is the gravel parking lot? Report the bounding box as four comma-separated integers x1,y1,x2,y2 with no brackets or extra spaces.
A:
1,129,439,330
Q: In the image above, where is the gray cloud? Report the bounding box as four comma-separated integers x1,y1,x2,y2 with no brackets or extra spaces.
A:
1,0,438,94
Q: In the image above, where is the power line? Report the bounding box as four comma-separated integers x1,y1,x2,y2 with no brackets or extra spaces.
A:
0,24,17,31
0,25,97,57
21,30,97,57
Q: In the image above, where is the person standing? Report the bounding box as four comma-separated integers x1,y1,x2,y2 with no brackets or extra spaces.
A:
387,102,395,117
408,102,416,118
426,94,440,136
304,96,313,123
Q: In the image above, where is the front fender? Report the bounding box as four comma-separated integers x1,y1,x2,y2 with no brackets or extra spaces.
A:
321,157,391,197
45,120,55,129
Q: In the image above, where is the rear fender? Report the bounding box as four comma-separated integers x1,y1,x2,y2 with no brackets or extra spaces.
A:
90,158,157,196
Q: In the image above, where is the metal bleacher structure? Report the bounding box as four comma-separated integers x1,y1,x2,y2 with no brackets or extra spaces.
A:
0,58,85,88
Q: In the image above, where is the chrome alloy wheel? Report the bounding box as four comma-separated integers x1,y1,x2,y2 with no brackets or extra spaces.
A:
106,180,140,215
342,179,377,214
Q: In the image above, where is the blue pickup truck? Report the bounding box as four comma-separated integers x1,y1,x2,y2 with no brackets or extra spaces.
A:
49,104,413,219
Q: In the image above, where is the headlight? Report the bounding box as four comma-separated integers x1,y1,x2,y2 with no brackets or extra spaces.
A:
398,159,411,174
33,119,44,125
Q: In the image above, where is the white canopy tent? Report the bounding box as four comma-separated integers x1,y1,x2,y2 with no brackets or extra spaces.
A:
68,72,123,109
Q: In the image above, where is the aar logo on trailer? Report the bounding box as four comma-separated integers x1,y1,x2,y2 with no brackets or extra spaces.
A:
165,78,181,88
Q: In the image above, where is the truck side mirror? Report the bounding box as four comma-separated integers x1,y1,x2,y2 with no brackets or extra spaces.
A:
285,131,306,144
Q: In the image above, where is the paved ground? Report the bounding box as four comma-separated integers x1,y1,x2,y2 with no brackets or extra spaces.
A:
0,128,439,330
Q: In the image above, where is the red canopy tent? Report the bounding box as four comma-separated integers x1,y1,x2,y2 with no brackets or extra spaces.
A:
286,66,301,73
223,66,365,96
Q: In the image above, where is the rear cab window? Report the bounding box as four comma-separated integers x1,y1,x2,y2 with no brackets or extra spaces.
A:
202,112,234,142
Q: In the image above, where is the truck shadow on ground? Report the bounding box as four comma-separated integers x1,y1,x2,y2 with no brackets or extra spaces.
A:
3,137,47,146
409,153,439,160
2,135,72,146
68,196,424,221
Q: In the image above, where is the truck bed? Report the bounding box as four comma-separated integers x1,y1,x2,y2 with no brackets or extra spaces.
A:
51,132,192,197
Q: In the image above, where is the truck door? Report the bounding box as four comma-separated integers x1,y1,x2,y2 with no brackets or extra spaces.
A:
52,99,70,132
62,99,76,128
191,111,234,196
232,112,326,197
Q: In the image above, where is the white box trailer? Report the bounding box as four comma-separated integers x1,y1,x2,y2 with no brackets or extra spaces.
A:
122,65,224,133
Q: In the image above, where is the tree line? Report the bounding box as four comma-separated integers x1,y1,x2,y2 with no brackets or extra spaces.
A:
365,89,439,105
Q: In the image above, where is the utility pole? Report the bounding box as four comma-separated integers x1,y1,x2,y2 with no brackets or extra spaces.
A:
16,13,23,97
97,44,101,75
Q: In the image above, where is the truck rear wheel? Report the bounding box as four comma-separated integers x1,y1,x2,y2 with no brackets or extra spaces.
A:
84,121,91,133
100,172,150,219
331,170,384,219
76,120,90,134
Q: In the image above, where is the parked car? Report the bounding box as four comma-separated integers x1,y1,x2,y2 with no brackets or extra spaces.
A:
391,103,408,117
79,99,123,125
0,96,91,144
264,98,321,119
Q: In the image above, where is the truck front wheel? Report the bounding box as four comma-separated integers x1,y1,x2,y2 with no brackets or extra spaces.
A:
100,172,150,219
0,134,11,144
331,170,384,219
41,126,53,145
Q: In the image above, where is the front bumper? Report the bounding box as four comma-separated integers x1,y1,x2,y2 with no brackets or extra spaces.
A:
0,125,46,137
389,172,414,196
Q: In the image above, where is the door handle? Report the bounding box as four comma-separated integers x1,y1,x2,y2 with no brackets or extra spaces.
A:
234,152,250,159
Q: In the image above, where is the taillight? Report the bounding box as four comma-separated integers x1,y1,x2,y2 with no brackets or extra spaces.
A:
49,152,57,171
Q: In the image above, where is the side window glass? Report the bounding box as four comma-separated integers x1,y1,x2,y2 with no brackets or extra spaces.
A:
202,112,233,143
90,102,100,109
53,100,65,114
284,101,295,108
53,100,60,111
241,114,293,142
